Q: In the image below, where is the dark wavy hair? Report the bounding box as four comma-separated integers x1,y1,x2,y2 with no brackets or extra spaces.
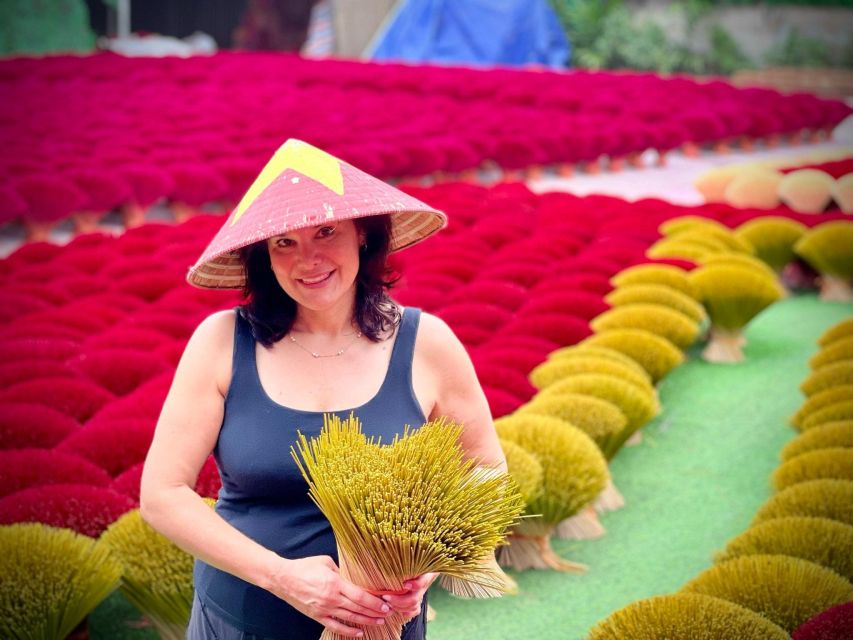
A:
238,215,401,347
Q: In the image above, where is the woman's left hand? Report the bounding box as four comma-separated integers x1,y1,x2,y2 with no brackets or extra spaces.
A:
380,573,439,619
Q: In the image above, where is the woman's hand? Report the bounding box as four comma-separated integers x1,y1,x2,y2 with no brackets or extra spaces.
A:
379,573,439,620
270,555,393,637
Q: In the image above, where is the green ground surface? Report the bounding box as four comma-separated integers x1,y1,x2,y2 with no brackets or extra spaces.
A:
89,293,853,640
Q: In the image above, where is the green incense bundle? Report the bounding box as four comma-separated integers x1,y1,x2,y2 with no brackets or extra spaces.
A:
0,523,121,640
682,554,853,633
689,263,784,363
588,592,789,640
716,516,853,582
605,284,707,324
495,414,608,571
794,220,853,302
819,317,853,347
752,479,853,527
547,344,649,378
100,508,199,640
590,304,701,350
734,216,807,273
292,414,524,640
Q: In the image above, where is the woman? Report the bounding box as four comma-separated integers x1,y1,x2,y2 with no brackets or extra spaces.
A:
140,139,507,639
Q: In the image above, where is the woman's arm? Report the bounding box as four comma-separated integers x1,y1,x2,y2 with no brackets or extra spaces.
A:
140,310,390,637
414,312,507,472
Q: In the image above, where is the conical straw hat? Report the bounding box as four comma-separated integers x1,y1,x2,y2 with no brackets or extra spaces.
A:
187,139,447,289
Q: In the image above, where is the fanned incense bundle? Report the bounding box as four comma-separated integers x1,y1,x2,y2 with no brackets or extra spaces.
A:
833,173,853,213
800,361,853,396
734,216,807,273
819,317,853,347
645,239,715,263
772,448,853,490
515,394,627,513
547,344,649,378
100,507,201,640
682,554,853,633
590,304,700,350
517,392,627,457
794,220,853,301
539,373,659,458
790,385,853,431
779,169,835,214
582,329,685,383
661,217,754,253
529,356,654,395
700,253,777,279
688,264,785,363
659,216,731,236
605,284,707,324
587,592,789,640
657,230,732,253
782,422,853,462
494,414,607,571
681,227,754,255
292,414,524,640
753,479,853,527
715,516,853,581
611,264,697,299
0,523,122,640
810,336,853,369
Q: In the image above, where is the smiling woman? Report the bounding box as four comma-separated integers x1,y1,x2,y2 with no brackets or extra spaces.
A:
139,139,509,640
240,214,398,349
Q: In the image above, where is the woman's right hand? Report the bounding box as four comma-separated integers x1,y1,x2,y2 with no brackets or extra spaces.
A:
270,555,393,637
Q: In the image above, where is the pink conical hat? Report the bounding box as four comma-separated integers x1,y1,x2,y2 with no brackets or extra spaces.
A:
187,139,447,289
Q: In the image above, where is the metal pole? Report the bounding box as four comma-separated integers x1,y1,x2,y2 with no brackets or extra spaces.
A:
117,0,131,40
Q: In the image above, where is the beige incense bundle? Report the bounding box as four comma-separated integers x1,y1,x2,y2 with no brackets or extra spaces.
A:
292,414,524,640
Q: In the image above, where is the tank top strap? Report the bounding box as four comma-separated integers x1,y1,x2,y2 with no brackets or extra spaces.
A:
384,307,421,382
228,308,259,400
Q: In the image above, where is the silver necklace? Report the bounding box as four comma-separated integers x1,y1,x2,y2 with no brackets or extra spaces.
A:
288,330,363,358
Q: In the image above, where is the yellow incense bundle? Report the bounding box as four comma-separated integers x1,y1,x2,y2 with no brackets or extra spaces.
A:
292,414,524,640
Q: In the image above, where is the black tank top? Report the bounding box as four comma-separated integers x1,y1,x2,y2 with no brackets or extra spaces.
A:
193,307,428,639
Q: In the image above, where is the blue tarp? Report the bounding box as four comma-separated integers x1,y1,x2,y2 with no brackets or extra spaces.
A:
368,0,570,69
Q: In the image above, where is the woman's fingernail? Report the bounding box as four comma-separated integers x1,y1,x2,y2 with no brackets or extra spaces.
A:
381,595,391,602
381,604,391,613
403,582,413,590
375,618,385,625
356,633,363,638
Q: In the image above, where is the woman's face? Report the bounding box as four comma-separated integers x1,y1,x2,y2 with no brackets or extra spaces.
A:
266,219,364,313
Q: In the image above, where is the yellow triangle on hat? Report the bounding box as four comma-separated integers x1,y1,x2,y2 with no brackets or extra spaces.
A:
230,139,345,227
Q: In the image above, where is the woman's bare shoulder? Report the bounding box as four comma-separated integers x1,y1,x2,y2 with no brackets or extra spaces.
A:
180,309,238,366
415,311,467,360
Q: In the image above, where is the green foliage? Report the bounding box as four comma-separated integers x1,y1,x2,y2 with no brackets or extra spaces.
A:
549,0,623,55
718,0,851,5
0,0,96,56
707,24,753,75
549,0,754,73
765,29,833,68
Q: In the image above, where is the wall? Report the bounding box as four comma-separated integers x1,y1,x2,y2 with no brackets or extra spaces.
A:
626,1,852,64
